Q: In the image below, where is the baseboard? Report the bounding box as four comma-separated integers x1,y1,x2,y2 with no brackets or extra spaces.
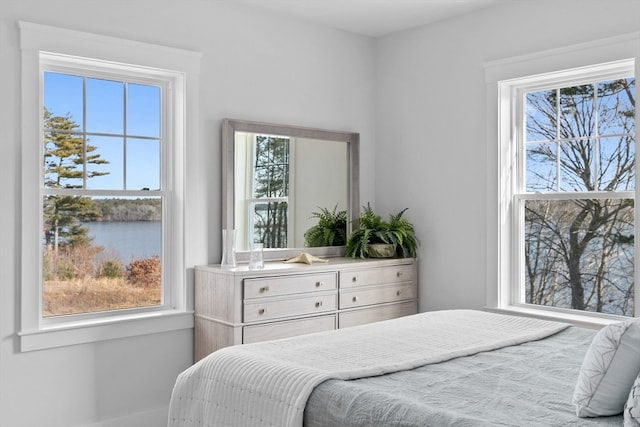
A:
78,406,168,427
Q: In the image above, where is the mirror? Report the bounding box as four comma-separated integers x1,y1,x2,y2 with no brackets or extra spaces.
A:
222,119,359,260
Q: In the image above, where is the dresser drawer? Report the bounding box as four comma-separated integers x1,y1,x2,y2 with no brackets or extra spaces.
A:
244,273,337,299
244,292,337,322
243,314,336,344
340,264,415,288
339,301,417,329
339,282,415,309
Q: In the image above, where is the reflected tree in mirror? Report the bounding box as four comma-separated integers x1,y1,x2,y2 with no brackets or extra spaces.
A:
251,134,290,248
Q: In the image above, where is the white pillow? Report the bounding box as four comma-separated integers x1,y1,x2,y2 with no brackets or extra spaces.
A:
625,374,640,427
573,318,640,417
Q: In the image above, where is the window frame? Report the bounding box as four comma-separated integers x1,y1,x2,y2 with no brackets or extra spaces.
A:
40,55,172,324
19,21,200,351
514,63,635,317
246,133,292,247
485,33,640,327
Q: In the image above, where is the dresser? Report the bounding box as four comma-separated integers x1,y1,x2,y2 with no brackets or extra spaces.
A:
194,257,418,361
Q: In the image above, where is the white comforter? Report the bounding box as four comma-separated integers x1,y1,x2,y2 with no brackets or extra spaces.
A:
168,310,570,427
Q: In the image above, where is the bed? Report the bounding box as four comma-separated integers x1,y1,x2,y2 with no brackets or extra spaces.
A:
168,310,640,427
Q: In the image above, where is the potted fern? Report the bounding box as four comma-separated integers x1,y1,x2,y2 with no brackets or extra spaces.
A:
346,203,418,258
304,204,348,247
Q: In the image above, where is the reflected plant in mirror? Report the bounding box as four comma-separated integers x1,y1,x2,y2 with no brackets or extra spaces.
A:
222,119,359,259
303,204,348,247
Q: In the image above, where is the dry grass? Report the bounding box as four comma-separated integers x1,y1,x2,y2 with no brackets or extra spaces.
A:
43,277,161,317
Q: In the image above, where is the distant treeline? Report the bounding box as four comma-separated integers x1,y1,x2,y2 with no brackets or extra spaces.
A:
90,198,162,222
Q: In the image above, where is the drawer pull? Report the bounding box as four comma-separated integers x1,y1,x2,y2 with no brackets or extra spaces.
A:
352,276,358,283
315,281,324,287
315,301,323,308
258,308,266,315
396,290,401,296
352,296,358,302
259,286,269,293
397,271,403,278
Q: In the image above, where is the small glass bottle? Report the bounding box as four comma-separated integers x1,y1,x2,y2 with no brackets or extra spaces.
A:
248,242,264,270
221,229,236,268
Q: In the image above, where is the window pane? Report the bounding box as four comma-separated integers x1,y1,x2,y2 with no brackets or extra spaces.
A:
526,90,556,142
86,78,124,134
599,136,635,191
44,72,84,128
526,142,557,192
126,138,160,191
43,131,84,189
524,77,635,194
598,78,635,137
254,135,289,198
42,195,162,317
85,136,124,190
250,201,288,248
127,83,161,137
558,140,595,192
559,84,595,139
524,198,634,316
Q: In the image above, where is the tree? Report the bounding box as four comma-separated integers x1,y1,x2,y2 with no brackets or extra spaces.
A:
43,195,101,251
252,135,289,247
42,108,107,251
524,78,635,315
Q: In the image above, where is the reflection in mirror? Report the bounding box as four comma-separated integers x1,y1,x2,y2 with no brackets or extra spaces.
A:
234,132,348,250
222,119,359,257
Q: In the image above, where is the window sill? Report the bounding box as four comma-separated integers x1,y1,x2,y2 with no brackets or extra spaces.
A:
484,306,627,330
19,309,194,352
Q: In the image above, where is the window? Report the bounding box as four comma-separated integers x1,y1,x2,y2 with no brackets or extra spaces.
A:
19,22,200,350
249,134,290,248
42,60,166,317
234,131,292,249
487,34,639,324
519,69,635,317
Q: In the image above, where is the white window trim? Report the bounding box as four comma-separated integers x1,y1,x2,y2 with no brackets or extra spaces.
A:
19,21,201,351
485,32,640,328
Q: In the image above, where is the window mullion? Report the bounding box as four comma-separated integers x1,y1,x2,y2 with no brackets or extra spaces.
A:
123,82,128,190
555,88,561,192
82,76,88,189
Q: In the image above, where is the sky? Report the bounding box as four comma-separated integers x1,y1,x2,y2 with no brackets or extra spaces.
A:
44,71,161,191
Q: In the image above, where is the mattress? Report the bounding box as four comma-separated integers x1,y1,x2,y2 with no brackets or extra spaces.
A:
168,310,571,427
303,326,623,426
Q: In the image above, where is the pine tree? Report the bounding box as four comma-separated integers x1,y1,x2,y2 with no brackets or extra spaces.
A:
42,108,107,251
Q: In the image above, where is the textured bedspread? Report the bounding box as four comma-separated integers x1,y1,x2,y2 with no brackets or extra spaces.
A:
168,310,570,427
304,326,623,427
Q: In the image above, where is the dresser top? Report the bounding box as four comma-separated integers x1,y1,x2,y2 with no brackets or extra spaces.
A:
196,256,416,277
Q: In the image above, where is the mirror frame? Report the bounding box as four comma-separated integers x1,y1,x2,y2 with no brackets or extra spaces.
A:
222,118,360,261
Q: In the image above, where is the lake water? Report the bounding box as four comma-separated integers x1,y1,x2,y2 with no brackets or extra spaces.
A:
84,221,161,262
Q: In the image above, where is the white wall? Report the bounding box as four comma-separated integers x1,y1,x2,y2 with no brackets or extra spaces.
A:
375,0,640,313
0,1,375,426
293,138,349,247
